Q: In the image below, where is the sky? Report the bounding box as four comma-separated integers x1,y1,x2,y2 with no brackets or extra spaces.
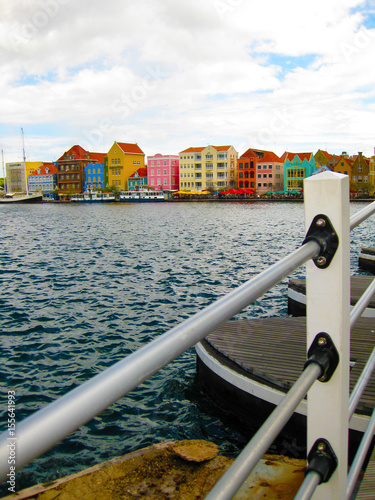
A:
0,0,375,165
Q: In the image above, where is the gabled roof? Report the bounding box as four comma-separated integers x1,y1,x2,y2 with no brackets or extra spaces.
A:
57,145,106,163
336,155,354,166
30,163,57,176
240,148,283,162
281,152,314,162
129,168,147,179
316,150,332,160
116,142,145,155
57,145,88,162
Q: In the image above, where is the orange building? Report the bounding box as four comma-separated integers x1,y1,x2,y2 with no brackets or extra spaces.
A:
238,148,284,194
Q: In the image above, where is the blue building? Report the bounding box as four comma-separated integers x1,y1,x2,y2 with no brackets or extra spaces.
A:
281,152,317,192
84,162,105,191
128,168,148,190
28,163,57,199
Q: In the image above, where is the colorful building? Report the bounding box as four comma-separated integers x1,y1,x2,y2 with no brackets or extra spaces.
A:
107,142,145,191
281,152,317,192
179,145,238,191
128,168,148,190
314,150,332,167
84,162,106,191
238,148,284,194
332,154,354,180
369,153,375,195
351,152,371,195
28,163,57,198
147,154,179,191
56,145,106,194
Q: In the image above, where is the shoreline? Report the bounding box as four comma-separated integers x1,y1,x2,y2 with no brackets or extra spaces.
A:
41,197,372,204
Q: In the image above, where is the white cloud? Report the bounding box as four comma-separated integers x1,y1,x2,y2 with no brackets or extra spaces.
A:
0,0,374,161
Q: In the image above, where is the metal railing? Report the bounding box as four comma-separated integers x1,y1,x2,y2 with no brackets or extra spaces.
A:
1,172,375,499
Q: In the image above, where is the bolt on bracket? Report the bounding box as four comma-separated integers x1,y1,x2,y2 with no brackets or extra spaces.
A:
305,438,338,484
303,214,339,269
304,332,339,382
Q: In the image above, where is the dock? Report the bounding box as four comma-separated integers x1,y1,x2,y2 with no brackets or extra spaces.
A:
1,441,307,500
288,276,375,316
196,316,375,453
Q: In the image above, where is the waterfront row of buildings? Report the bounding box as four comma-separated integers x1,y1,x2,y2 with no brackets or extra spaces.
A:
3,141,375,198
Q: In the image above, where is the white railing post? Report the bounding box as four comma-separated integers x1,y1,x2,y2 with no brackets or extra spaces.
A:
304,171,350,499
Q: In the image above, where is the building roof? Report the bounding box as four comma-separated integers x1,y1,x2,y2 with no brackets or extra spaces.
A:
116,142,145,155
30,163,57,175
129,167,147,179
316,150,332,160
57,145,106,163
281,152,314,162
179,145,233,154
89,152,106,163
57,145,88,162
239,148,283,163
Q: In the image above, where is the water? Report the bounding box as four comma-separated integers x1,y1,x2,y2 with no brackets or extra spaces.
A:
0,201,373,495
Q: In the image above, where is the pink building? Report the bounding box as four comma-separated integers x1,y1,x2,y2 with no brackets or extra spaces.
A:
147,154,179,191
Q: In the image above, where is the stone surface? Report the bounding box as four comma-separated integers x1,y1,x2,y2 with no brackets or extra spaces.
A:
1,441,306,500
172,440,220,462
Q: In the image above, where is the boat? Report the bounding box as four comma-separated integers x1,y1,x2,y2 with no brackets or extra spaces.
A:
0,192,43,204
359,246,375,274
0,129,43,204
70,191,116,203
119,189,165,202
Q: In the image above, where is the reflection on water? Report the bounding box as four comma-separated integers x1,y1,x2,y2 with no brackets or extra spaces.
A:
0,201,372,494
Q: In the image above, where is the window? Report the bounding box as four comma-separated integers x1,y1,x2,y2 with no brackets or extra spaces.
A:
164,169,167,175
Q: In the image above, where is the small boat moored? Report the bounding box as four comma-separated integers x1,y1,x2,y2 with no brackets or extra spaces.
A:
70,191,116,202
359,246,375,274
119,189,165,202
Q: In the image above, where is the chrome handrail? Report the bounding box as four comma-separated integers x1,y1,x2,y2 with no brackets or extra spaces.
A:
0,240,320,479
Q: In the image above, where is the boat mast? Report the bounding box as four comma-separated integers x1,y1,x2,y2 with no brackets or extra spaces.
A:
21,127,28,195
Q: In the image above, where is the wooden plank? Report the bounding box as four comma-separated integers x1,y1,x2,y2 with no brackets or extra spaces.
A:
357,445,375,499
206,317,375,415
289,276,375,308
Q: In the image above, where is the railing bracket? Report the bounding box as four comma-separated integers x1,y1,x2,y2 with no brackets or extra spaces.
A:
303,214,339,268
305,332,339,382
305,438,338,484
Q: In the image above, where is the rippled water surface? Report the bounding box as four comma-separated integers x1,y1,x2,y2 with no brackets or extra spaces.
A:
0,201,373,494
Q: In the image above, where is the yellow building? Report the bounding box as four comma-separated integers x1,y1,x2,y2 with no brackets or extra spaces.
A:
370,155,375,195
107,142,145,190
179,145,238,191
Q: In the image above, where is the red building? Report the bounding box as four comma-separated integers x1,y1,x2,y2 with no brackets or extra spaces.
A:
238,148,284,194
56,145,106,194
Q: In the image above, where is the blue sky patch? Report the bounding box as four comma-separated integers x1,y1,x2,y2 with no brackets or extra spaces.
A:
259,53,318,75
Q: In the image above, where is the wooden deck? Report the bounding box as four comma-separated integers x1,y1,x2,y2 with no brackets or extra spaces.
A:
288,276,375,316
205,316,375,417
